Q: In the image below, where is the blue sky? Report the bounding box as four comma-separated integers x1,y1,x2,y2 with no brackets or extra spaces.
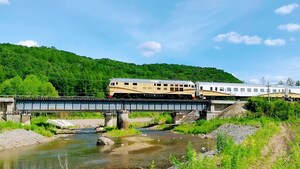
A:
1,0,300,84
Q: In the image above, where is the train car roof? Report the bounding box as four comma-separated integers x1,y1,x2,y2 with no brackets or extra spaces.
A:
195,81,288,88
110,78,195,85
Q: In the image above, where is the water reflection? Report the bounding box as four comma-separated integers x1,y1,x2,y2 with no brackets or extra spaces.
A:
0,128,215,169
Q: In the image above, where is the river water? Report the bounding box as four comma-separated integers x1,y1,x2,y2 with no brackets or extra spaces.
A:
0,128,215,169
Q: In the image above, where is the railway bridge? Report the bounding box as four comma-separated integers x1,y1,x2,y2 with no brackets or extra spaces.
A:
0,97,240,128
0,97,215,129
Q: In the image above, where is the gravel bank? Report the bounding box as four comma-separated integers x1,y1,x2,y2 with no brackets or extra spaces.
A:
209,124,258,144
0,129,50,151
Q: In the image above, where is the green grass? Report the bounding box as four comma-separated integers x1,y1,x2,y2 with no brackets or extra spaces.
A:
45,112,104,119
0,121,23,132
173,117,269,135
105,127,141,137
273,119,300,169
171,119,280,169
0,116,57,137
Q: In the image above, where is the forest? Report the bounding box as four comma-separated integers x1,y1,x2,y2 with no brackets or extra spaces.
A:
0,43,241,97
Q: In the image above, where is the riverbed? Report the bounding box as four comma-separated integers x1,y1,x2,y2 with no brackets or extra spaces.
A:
0,128,215,169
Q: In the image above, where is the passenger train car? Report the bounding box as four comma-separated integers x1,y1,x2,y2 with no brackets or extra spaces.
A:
108,78,300,100
195,82,300,100
109,78,195,99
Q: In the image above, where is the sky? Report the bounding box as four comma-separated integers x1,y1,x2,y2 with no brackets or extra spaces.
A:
1,0,300,84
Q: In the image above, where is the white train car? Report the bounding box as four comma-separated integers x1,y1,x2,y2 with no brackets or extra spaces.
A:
195,82,296,99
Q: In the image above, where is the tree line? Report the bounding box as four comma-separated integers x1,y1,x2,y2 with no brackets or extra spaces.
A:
0,43,241,97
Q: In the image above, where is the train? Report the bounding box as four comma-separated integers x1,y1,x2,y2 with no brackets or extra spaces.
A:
108,78,300,100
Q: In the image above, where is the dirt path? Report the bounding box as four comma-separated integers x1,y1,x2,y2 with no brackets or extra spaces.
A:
253,123,292,169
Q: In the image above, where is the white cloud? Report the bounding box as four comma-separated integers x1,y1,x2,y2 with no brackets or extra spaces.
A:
213,32,262,45
139,41,161,56
264,39,286,46
275,3,299,15
0,0,9,5
278,23,300,32
16,40,39,47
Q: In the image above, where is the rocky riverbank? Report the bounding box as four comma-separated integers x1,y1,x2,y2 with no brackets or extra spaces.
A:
0,129,54,151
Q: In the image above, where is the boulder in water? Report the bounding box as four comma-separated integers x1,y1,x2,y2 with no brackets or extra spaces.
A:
97,136,114,146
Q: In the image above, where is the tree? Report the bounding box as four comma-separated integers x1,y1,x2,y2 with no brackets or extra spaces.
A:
277,81,285,85
286,77,295,86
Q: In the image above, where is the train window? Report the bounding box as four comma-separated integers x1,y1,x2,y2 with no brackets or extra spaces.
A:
247,88,251,92
210,87,213,91
180,85,183,87
241,88,245,92
170,88,174,91
157,84,161,86
175,88,179,91
164,88,167,90
171,84,174,86
273,89,276,93
157,87,161,90
220,87,224,91
289,89,291,93
254,88,258,92
124,82,129,85
227,87,231,92
191,85,194,88
133,83,137,85
111,83,115,86
154,83,156,86
175,84,178,87
180,88,183,91
164,84,168,86
260,89,264,92
116,82,118,85
184,85,188,87
215,87,218,91
200,86,203,90
234,88,238,92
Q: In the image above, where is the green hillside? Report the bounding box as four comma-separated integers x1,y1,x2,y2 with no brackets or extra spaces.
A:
0,43,242,97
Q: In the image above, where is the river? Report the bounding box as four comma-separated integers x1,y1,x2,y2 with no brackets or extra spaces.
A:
0,128,215,169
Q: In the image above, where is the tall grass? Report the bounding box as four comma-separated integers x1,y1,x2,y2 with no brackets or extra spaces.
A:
171,119,280,169
0,121,23,132
105,127,141,137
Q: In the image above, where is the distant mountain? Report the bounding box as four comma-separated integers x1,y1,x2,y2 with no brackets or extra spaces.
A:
0,43,242,97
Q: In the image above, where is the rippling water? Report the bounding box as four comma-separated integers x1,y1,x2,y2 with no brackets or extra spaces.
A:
0,128,215,169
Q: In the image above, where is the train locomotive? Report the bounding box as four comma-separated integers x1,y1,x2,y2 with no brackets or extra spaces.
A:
108,78,300,100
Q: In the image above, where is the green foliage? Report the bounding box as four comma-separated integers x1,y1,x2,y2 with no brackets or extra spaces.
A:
0,74,58,96
246,97,300,120
48,112,104,119
217,132,234,153
0,121,23,132
29,116,57,137
105,127,141,137
150,160,156,169
0,43,241,97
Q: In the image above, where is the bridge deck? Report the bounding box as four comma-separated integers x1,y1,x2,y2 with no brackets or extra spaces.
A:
15,98,209,112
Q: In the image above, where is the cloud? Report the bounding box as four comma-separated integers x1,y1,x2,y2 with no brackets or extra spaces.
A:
264,39,286,46
290,37,296,42
16,40,39,47
139,41,161,56
213,32,262,45
278,23,300,32
0,0,9,5
275,3,299,15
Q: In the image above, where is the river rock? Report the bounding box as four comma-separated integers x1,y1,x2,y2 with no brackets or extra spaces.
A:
97,136,114,146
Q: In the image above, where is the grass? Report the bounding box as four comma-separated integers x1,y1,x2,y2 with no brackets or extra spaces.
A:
171,119,280,169
105,127,141,137
273,119,300,169
173,117,268,135
0,116,57,137
45,112,104,119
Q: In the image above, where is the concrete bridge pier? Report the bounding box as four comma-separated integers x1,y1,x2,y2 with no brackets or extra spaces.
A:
171,112,186,124
20,112,31,124
117,110,129,130
104,112,114,127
